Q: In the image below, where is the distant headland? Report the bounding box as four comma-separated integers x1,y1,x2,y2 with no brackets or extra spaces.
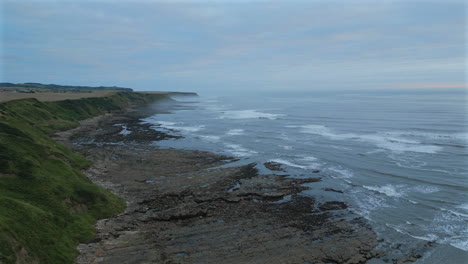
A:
0,82,133,92
0,83,198,102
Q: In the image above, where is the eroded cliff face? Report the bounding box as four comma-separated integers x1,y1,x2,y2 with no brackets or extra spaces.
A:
68,110,381,264
0,92,168,264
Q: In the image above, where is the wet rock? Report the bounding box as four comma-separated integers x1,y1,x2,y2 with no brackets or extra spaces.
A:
64,108,381,264
264,161,285,171
138,205,208,222
323,188,344,193
319,201,348,211
293,178,321,184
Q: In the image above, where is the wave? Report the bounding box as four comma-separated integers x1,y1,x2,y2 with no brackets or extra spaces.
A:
429,210,468,251
363,184,439,199
157,121,178,126
384,131,468,143
300,156,318,162
457,203,468,211
290,124,443,153
387,221,468,251
363,184,405,198
363,168,468,191
226,129,245,136
141,119,205,133
439,207,468,218
326,166,354,178
269,158,320,170
386,223,439,242
154,121,205,132
224,143,257,157
219,110,284,120
197,135,221,142
447,239,468,252
349,190,389,217
118,125,132,135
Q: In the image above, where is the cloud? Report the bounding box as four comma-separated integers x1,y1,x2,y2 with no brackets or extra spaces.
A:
384,83,467,89
1,0,466,92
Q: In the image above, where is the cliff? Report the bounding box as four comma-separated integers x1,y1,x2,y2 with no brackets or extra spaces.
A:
0,82,133,92
0,92,171,263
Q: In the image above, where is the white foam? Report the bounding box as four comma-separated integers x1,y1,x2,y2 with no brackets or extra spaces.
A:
226,129,245,136
385,131,468,144
390,153,428,169
281,145,294,150
227,182,241,193
439,207,468,218
288,124,356,140
291,124,443,153
387,224,439,242
300,156,318,162
449,240,468,251
175,125,205,132
363,184,438,198
362,134,442,154
457,203,468,211
119,125,132,135
272,194,292,204
350,190,388,217
156,121,205,132
157,121,178,126
198,135,221,142
363,184,405,198
366,149,385,154
413,185,439,194
219,110,284,120
326,167,354,178
426,210,468,251
410,233,440,242
206,105,225,112
139,116,162,124
225,144,257,157
269,159,319,170
140,118,206,134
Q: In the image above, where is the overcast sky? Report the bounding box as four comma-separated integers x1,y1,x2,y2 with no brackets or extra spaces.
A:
1,0,466,93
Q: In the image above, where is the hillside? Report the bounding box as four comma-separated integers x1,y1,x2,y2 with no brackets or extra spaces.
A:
0,92,170,263
0,82,132,92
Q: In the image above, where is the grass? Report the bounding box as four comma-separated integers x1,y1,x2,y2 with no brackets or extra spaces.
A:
0,91,117,103
0,92,169,263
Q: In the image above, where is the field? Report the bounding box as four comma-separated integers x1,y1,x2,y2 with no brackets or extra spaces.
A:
0,91,117,102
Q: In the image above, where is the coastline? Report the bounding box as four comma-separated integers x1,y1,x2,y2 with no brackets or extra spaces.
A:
60,103,388,264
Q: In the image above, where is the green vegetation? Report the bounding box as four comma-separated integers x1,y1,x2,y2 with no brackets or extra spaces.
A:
0,82,132,92
0,92,167,263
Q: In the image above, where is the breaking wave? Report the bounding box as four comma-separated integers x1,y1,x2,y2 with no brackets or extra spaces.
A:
219,110,284,120
289,124,443,153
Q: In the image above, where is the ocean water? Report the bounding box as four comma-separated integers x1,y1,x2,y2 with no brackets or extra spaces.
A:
140,89,467,262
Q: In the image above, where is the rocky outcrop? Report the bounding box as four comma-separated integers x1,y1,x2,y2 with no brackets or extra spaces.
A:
264,161,285,171
67,112,381,264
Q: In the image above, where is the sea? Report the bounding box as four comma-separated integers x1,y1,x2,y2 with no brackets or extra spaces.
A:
138,89,467,263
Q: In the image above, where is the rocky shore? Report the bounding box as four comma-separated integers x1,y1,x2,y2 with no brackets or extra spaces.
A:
55,106,385,264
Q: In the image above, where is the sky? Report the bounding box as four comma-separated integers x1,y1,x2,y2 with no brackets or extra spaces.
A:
0,0,466,93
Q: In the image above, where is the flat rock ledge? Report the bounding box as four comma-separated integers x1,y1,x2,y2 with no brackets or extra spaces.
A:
64,109,381,264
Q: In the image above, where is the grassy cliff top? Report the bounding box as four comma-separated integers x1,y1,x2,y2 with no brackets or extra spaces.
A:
0,90,198,103
0,82,132,92
0,92,170,263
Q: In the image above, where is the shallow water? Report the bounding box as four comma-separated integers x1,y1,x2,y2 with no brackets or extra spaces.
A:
140,89,467,262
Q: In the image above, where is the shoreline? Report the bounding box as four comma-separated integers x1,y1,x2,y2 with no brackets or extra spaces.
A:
62,105,384,263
